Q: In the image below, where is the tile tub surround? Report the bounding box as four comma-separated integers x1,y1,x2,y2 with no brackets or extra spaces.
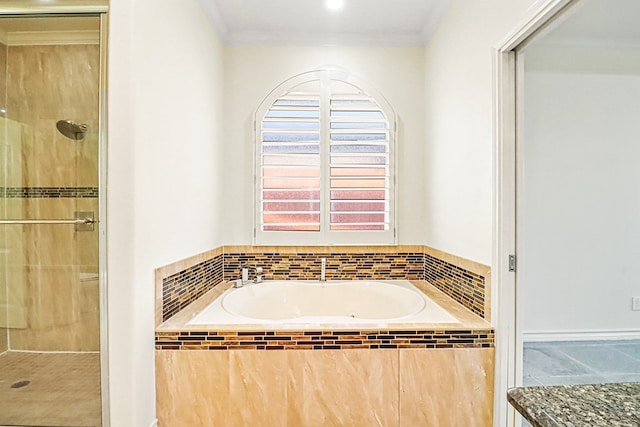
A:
155,280,494,350
156,245,491,326
156,347,495,427
155,247,224,324
424,250,488,318
156,260,495,426
507,382,640,427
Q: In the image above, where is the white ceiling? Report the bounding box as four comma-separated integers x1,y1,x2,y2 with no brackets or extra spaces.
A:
198,0,452,46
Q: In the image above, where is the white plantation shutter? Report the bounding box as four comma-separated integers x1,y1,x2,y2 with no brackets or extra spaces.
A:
261,92,321,231
329,95,390,231
255,70,395,245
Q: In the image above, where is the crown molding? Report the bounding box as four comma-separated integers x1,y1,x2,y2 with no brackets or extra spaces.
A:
420,0,451,45
198,0,229,44
226,29,426,47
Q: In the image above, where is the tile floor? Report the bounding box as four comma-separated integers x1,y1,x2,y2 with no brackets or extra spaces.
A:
523,339,640,386
520,339,640,427
0,351,102,427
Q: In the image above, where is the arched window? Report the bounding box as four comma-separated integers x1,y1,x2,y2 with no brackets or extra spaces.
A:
254,69,396,245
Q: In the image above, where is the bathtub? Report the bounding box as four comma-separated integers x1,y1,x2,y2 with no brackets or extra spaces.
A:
187,280,459,327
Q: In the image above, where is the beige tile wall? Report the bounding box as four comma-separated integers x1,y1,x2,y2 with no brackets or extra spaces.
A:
6,44,100,189
399,348,495,426
156,348,494,427
0,42,7,353
1,42,100,351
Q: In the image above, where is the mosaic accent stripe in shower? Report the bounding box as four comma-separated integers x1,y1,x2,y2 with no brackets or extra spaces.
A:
224,252,425,281
161,254,224,322
0,186,99,198
155,329,495,351
423,253,485,318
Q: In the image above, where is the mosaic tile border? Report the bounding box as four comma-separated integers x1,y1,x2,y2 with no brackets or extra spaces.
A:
155,329,495,351
162,254,223,322
0,186,99,198
224,252,425,281
159,247,490,325
424,253,485,318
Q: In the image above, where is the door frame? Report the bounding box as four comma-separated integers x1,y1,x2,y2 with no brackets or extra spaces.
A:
0,2,110,426
492,0,575,425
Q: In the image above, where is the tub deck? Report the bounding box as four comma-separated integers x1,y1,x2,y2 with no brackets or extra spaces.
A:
155,280,493,351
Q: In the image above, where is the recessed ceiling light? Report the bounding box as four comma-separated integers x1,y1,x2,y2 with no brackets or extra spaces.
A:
326,0,344,11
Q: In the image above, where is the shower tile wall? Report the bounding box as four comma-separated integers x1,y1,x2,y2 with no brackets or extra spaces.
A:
0,42,100,352
0,40,6,354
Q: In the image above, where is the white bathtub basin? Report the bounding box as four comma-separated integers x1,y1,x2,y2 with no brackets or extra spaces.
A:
187,280,459,327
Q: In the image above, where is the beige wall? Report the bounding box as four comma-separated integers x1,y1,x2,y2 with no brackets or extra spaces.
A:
106,0,548,425
222,46,426,245
108,0,226,425
422,0,537,265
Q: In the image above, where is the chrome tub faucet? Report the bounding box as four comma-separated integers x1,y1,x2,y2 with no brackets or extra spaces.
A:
320,257,326,282
236,266,263,287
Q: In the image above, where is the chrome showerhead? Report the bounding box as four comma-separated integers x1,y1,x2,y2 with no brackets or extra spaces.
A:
56,120,88,140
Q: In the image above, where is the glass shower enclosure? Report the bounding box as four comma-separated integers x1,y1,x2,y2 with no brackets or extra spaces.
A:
0,10,106,427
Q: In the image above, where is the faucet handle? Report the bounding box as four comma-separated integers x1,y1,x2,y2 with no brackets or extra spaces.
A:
254,267,264,284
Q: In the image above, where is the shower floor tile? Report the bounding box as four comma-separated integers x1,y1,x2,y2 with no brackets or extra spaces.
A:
0,351,101,427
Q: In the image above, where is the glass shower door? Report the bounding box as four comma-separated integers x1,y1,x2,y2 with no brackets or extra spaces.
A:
0,15,103,427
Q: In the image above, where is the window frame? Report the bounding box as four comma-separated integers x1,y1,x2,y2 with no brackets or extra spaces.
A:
253,69,397,246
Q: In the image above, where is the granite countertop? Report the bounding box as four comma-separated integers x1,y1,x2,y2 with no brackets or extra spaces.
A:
507,382,640,427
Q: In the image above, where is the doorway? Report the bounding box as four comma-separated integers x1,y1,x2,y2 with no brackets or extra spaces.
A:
0,8,107,427
495,0,640,425
516,0,640,394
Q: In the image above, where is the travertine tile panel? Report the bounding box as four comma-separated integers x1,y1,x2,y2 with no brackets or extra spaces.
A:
7,199,100,351
288,349,399,427
7,44,99,188
229,351,288,426
0,328,6,353
156,350,229,427
0,41,6,108
1,41,101,351
399,348,495,427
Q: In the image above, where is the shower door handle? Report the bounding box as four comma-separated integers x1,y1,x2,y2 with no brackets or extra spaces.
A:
0,211,96,231
0,218,94,224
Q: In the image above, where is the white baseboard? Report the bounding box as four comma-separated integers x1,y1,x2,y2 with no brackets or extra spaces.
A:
523,329,640,342
148,419,158,427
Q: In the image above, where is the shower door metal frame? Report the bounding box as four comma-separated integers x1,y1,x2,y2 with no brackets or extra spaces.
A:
0,3,110,426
